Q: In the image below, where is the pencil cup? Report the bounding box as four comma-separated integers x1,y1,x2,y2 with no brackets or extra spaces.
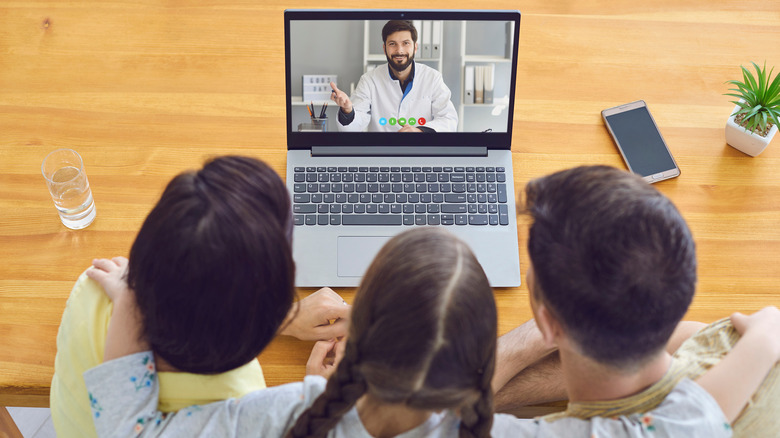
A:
41,149,96,229
311,117,327,132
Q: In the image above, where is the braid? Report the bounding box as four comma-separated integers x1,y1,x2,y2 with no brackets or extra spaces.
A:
458,356,495,438
286,341,366,438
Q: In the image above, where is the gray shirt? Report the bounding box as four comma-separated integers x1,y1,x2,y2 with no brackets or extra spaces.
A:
84,352,732,437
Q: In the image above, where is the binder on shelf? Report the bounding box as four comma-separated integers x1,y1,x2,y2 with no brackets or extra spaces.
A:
474,65,485,104
464,65,474,104
421,20,432,59
413,20,423,38
431,21,442,59
484,64,495,104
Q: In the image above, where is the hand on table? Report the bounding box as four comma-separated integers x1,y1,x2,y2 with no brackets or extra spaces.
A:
87,257,131,303
280,287,351,341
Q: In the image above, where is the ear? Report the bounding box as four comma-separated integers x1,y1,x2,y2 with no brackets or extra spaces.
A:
533,302,564,349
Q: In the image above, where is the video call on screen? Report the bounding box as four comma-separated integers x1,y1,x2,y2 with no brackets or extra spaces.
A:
289,19,515,133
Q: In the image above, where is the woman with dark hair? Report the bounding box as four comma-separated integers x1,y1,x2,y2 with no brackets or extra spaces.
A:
51,156,349,437
81,225,779,437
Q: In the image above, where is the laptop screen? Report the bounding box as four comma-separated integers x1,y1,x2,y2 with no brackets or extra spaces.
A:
285,10,520,149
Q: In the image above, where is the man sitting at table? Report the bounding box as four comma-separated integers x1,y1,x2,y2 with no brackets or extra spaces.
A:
49,156,350,438
494,165,778,436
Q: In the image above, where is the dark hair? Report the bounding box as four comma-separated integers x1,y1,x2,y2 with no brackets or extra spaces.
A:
126,156,295,374
382,20,418,43
287,228,496,438
524,165,696,369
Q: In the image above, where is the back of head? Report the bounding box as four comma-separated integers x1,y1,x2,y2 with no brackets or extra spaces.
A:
127,156,295,374
524,165,696,369
382,20,418,43
288,228,496,438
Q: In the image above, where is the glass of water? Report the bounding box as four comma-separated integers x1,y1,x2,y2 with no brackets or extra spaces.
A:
41,149,96,229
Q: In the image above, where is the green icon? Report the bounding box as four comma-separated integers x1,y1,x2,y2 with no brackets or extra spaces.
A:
398,118,407,125
389,118,397,125
408,117,416,125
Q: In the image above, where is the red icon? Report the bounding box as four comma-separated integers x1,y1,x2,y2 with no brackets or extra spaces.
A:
417,117,426,126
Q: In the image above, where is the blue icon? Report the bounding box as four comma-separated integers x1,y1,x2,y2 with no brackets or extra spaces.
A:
379,118,387,126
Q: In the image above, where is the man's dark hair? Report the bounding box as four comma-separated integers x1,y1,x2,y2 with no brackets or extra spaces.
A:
382,20,418,43
524,165,696,369
127,156,295,374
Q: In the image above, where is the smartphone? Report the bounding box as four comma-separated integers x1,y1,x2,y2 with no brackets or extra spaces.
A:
601,100,680,183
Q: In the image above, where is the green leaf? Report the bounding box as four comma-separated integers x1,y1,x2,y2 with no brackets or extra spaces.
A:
742,65,758,91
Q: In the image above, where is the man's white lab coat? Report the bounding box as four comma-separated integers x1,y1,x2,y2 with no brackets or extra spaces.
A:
337,62,458,132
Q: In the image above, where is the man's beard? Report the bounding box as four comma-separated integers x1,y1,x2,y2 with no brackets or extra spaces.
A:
386,51,414,72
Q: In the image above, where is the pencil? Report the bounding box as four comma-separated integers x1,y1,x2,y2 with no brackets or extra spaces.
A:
306,104,313,118
319,102,327,118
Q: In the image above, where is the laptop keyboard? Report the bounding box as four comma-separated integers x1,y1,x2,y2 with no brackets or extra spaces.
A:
291,166,510,227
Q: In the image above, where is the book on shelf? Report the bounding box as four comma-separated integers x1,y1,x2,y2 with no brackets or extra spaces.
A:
484,64,495,104
464,65,474,104
474,65,484,104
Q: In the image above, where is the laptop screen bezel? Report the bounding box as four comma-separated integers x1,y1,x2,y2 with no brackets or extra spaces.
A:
284,9,521,150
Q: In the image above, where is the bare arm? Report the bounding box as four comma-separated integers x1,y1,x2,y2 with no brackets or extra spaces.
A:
492,319,555,393
695,307,780,423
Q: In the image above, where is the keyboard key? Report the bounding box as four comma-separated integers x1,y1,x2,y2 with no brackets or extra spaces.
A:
441,215,454,225
469,215,489,225
433,193,444,203
440,184,452,193
318,204,329,214
468,204,478,214
466,167,475,172
366,174,378,182
349,167,358,172
330,204,341,213
360,194,371,203
317,183,329,192
452,184,466,193
466,174,476,183
392,183,403,193
408,194,420,203
354,174,366,182
450,173,466,182
348,194,359,203
415,215,426,225
306,167,316,172
368,184,379,193
498,184,507,203
369,167,379,172
372,194,383,203
342,204,354,213
426,173,437,182
391,204,402,214
427,215,440,225
496,167,505,172
454,167,465,172
305,214,316,225
379,204,390,214
327,167,337,172
294,167,305,172
414,173,425,182
499,205,509,225
403,215,414,225
442,204,467,213
443,167,453,172
487,183,496,193
293,215,304,225
354,204,366,213
294,194,310,203
476,174,486,182
318,173,328,182
415,204,426,214
486,167,495,172
486,174,496,183
359,167,368,172
318,214,329,225
335,194,347,203
294,174,305,182
490,215,499,226
420,194,432,203
402,173,414,182
467,194,477,203
422,166,432,172
478,204,488,214
476,167,485,172
401,167,411,172
317,167,326,172
445,194,467,203
396,194,408,203
380,183,391,193
403,204,414,214
356,183,367,193
428,183,439,193
391,167,400,172
390,174,402,182
380,167,390,172
366,204,378,214
330,174,342,182
331,183,343,193
455,214,468,225
489,204,498,214
416,183,427,192
342,215,402,225
427,204,440,213
311,194,323,203
338,167,347,172
496,173,506,183
438,173,449,182
294,183,306,193
488,194,498,203
342,173,354,182
294,205,317,214
467,184,476,193
433,166,442,172
378,173,390,182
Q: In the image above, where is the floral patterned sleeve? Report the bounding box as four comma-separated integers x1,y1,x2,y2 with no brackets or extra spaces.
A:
83,351,164,437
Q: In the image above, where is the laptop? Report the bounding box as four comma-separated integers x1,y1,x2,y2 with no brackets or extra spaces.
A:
284,9,521,287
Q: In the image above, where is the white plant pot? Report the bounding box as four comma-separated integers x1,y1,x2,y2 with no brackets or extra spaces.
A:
725,104,778,157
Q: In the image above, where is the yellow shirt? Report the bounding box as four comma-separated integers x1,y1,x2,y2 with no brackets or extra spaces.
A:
543,318,779,438
50,271,267,438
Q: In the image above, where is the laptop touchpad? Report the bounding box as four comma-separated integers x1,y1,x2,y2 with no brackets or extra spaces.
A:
337,236,392,277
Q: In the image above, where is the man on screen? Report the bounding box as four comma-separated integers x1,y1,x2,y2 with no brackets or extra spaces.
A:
330,20,458,133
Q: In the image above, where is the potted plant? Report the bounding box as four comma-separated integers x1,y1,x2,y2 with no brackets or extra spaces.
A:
724,61,780,156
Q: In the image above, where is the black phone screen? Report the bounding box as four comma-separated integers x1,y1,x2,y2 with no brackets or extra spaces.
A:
605,106,676,177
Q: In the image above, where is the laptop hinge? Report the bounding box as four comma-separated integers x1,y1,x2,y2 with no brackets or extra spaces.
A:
311,146,488,157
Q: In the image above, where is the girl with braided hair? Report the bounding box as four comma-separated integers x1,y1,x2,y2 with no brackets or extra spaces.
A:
82,226,780,437
286,227,497,438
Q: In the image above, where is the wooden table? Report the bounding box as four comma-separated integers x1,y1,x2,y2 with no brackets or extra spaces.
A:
1,0,779,409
